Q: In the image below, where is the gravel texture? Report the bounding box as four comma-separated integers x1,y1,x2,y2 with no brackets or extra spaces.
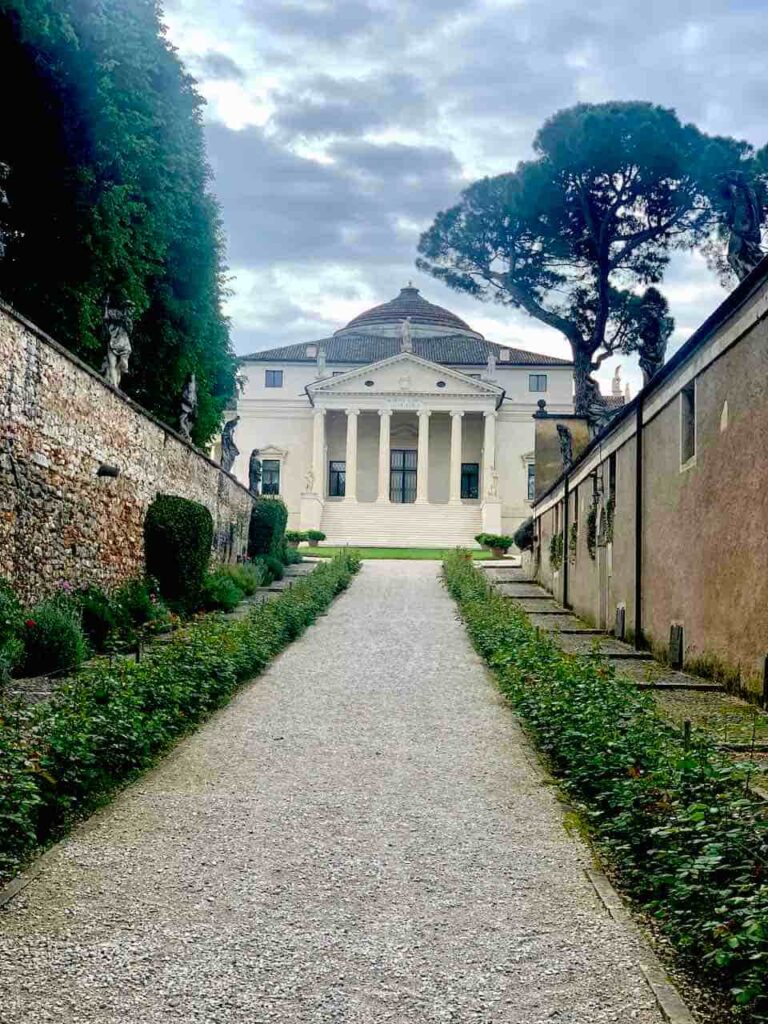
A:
0,561,665,1023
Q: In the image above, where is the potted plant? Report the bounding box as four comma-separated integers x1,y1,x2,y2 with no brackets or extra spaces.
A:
483,534,513,559
306,529,326,547
474,533,490,549
285,530,306,549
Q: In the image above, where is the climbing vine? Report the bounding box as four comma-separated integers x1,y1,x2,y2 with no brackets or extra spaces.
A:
605,494,616,544
568,522,578,565
586,500,598,559
549,532,564,571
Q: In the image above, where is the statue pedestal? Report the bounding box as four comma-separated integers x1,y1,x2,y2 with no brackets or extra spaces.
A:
481,499,502,537
299,493,324,532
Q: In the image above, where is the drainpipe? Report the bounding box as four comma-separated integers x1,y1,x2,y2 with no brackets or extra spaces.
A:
634,393,644,649
562,473,570,609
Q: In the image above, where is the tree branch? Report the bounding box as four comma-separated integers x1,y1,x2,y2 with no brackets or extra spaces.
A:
487,269,583,348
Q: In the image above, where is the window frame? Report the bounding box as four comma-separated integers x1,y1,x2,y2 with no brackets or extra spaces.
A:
460,462,480,500
390,448,417,503
528,373,548,393
265,369,284,389
261,458,281,495
680,379,697,468
328,460,346,497
527,462,536,502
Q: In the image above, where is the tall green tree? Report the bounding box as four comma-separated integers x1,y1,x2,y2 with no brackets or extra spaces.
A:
418,102,756,417
0,0,235,445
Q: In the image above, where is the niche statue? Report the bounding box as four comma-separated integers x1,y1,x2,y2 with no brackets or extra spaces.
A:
220,415,240,473
179,373,198,440
102,301,134,390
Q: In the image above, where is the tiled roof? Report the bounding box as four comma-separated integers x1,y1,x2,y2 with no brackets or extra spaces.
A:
241,334,572,367
336,285,475,335
603,395,626,409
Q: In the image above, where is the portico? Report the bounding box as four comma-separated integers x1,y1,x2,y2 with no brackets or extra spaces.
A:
299,353,504,544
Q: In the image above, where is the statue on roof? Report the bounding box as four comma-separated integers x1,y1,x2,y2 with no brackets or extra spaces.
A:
611,365,622,396
220,415,240,473
720,170,763,281
400,316,413,353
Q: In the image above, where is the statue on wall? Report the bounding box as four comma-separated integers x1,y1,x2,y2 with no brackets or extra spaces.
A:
0,162,11,259
583,376,616,436
556,423,574,470
248,449,262,493
400,316,413,353
486,469,499,498
220,415,240,473
179,373,197,440
636,286,673,386
721,171,763,281
102,300,133,390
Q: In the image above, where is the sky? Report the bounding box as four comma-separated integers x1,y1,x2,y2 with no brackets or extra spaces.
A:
164,0,768,396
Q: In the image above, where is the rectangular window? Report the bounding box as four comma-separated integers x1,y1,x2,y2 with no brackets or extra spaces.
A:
390,449,417,503
265,370,283,388
527,462,536,501
528,373,548,392
608,452,617,500
328,460,346,497
680,381,696,465
460,463,479,499
262,459,280,494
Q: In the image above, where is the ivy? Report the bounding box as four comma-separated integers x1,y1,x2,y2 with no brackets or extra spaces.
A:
549,532,564,571
586,501,598,560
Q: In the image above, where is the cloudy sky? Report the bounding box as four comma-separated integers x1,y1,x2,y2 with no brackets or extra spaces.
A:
164,0,768,395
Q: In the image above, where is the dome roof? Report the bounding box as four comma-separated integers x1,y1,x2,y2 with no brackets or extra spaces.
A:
335,285,481,338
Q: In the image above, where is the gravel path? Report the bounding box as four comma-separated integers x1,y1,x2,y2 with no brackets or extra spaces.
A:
0,561,666,1023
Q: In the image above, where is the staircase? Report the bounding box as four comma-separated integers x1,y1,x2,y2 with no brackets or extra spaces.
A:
320,501,482,547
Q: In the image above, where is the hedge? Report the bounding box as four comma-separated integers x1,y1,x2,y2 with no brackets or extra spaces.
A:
443,552,768,1018
248,496,288,561
0,551,361,885
144,494,213,609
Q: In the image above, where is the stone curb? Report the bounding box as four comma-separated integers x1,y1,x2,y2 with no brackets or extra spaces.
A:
585,868,694,1024
0,846,55,911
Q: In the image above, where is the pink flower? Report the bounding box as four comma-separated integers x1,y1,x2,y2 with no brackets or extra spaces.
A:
25,619,37,628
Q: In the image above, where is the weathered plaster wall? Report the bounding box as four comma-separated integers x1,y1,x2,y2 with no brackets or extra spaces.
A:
533,416,590,499
0,304,252,604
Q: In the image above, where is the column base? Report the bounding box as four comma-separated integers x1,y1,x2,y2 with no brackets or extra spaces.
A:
449,498,463,506
299,493,324,531
481,498,502,535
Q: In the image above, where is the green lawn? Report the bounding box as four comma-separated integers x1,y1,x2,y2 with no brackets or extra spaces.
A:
302,546,504,560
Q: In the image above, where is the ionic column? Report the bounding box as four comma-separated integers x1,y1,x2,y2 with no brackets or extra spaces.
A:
344,408,359,502
311,408,325,495
449,410,464,504
415,409,431,503
377,409,392,502
482,410,497,498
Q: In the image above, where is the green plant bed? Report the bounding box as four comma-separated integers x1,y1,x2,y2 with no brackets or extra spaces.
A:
0,552,361,886
443,551,768,1019
304,546,497,560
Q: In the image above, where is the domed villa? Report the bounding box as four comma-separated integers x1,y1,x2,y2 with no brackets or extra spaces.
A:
232,285,573,547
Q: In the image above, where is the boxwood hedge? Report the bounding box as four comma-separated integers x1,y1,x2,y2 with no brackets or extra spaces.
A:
443,552,768,1018
0,552,360,885
144,494,214,609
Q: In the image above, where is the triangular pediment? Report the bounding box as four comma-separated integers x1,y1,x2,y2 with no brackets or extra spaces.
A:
307,352,504,401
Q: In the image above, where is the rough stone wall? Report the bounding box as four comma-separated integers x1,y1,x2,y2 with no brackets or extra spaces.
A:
0,304,252,604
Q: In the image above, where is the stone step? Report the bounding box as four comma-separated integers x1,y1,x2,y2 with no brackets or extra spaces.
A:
557,634,654,659
320,501,482,547
528,613,603,634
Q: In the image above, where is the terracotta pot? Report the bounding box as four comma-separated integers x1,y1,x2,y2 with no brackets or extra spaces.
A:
491,547,506,559
288,539,300,549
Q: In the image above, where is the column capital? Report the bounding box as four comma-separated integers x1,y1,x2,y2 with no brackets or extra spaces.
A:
345,407,360,417
450,409,465,419
417,407,432,419
483,409,497,420
313,407,326,418
378,407,393,418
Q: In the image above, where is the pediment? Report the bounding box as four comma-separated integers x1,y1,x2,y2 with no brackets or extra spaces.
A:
307,352,503,401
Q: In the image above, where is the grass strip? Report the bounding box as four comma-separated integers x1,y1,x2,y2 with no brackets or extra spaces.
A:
304,546,495,560
443,551,768,1019
0,552,361,886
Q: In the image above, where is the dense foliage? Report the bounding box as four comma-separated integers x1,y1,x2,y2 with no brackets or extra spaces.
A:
418,101,760,414
21,598,87,676
0,552,361,882
144,494,213,610
444,553,768,1017
0,0,235,444
248,497,289,561
0,578,24,680
512,517,534,552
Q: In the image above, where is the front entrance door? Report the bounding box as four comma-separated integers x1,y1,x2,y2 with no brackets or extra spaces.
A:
390,449,417,503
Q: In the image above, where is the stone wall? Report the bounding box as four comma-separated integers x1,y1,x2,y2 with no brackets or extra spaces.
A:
0,303,252,604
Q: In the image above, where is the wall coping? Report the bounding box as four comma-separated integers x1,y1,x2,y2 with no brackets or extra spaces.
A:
0,300,254,501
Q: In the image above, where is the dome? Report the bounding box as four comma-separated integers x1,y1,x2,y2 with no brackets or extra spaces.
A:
334,285,482,339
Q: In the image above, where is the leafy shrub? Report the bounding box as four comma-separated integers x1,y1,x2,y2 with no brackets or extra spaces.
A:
248,497,288,561
443,553,768,1018
283,548,303,566
285,530,306,543
306,530,326,543
75,585,123,652
144,495,213,610
0,578,24,679
482,534,513,552
200,570,245,612
474,533,490,548
114,577,167,628
216,562,266,596
263,555,284,581
0,552,361,884
549,532,564,569
512,518,534,552
21,600,88,677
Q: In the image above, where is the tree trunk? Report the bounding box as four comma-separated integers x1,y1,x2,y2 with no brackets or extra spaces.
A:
573,348,593,417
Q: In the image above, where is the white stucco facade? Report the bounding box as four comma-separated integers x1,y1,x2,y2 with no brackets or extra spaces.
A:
228,287,573,547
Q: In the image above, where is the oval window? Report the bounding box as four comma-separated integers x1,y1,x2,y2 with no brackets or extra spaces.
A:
436,380,446,388
364,380,374,387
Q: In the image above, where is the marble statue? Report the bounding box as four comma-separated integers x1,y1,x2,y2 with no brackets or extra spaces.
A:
611,365,622,396
556,423,574,470
583,376,616,436
220,415,240,473
487,469,499,498
486,351,497,377
721,171,763,281
248,449,262,493
179,373,197,440
400,317,413,353
304,466,315,492
317,346,327,378
102,301,133,390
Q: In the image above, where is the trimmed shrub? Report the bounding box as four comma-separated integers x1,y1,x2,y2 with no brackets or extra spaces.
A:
474,533,490,548
512,517,534,552
200,570,245,612
0,552,360,884
0,578,24,680
306,530,326,544
76,585,123,652
144,495,213,609
443,553,768,1018
482,534,513,552
248,497,288,561
21,600,88,677
283,547,303,566
285,530,306,544
263,555,284,581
